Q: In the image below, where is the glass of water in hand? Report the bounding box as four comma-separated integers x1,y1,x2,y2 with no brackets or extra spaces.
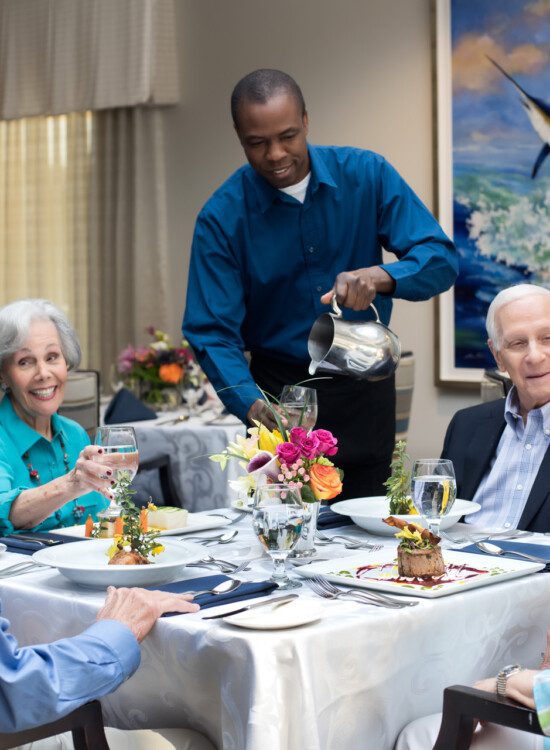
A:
279,385,318,431
94,426,139,515
252,483,306,589
411,459,456,536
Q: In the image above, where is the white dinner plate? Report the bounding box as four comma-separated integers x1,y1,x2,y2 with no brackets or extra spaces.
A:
230,498,253,513
330,497,481,536
224,600,323,629
297,549,544,598
32,538,204,588
53,513,230,538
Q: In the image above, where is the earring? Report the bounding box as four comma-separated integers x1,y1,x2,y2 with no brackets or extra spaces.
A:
0,382,8,393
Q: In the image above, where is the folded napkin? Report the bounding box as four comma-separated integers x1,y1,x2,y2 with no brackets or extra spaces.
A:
317,506,354,530
153,574,278,615
461,540,550,572
104,388,157,424
0,531,88,555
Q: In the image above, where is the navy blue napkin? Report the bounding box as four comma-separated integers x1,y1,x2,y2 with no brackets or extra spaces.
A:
152,574,278,615
0,531,89,555
104,388,157,424
461,540,550,572
317,506,354,529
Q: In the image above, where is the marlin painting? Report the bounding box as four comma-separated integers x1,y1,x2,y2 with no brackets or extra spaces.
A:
488,56,550,178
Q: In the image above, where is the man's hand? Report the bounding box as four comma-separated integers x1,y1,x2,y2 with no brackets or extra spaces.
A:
96,586,200,642
320,266,396,311
246,399,281,430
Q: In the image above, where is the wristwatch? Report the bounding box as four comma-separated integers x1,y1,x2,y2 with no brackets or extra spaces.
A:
496,664,523,697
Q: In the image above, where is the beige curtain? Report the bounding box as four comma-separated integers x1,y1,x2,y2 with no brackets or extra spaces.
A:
0,112,94,361
0,107,170,387
88,106,170,387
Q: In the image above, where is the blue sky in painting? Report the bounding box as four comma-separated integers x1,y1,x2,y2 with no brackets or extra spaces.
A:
451,0,550,172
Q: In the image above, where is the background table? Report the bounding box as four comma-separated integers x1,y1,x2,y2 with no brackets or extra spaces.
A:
2,519,550,749
107,408,245,512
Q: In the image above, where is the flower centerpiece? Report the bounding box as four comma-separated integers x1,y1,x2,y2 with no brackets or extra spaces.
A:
116,326,206,408
211,414,343,554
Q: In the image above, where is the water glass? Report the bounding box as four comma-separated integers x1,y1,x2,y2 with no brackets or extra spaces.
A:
411,458,456,536
279,385,318,431
94,426,139,523
252,484,305,589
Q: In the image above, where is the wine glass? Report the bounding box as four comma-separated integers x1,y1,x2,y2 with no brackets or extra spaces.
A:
411,459,456,536
252,483,306,589
94,426,139,523
279,385,318,430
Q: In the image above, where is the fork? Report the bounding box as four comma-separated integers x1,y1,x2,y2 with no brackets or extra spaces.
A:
0,562,45,578
315,531,380,550
309,574,418,609
439,529,533,545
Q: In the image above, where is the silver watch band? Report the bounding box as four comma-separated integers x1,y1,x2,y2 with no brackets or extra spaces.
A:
496,664,523,698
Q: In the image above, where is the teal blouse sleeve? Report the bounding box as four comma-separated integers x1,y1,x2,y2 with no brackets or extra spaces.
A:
0,413,108,535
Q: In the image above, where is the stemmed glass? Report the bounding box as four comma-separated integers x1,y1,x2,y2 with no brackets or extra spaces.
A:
94,426,139,525
411,459,457,536
252,483,306,589
279,385,318,430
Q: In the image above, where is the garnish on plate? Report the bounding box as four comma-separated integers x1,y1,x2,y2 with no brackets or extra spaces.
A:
383,441,417,515
383,515,444,578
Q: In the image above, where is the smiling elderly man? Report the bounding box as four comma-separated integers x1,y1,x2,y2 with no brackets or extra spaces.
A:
442,283,550,532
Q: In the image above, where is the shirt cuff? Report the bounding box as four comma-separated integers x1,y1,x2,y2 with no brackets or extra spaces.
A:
82,620,141,679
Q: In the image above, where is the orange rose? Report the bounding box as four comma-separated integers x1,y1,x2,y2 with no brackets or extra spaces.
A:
159,363,183,384
309,464,342,501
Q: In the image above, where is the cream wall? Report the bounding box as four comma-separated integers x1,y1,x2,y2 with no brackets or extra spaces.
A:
163,0,480,460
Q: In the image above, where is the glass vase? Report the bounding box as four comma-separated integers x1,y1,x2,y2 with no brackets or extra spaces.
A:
289,500,320,558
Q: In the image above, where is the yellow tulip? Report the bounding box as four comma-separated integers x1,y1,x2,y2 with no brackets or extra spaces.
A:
258,425,284,454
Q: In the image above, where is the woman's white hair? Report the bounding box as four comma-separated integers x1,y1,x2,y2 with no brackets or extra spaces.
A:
486,284,550,350
0,299,81,370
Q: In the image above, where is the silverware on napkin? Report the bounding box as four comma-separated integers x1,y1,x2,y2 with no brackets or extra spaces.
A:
8,535,62,547
202,594,299,620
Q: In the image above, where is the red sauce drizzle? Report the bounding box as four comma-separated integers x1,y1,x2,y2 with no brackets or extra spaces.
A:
355,562,489,589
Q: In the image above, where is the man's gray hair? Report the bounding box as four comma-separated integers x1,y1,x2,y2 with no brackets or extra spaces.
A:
486,284,550,350
0,299,81,370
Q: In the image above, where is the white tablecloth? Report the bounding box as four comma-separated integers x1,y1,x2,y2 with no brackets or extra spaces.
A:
1,520,550,750
117,410,245,512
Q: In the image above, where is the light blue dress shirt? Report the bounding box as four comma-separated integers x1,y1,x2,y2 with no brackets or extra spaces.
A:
465,387,550,528
183,145,458,423
0,603,140,732
0,396,108,535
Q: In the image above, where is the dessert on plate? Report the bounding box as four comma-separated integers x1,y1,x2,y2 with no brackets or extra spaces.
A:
147,504,189,530
384,515,445,578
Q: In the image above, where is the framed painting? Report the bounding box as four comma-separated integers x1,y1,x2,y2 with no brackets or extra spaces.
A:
434,0,550,386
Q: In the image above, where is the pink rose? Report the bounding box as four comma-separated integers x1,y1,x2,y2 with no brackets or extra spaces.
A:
298,435,321,460
289,427,308,445
311,429,338,456
276,442,301,466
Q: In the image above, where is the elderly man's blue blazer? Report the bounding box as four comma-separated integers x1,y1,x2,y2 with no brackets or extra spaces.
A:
441,399,550,532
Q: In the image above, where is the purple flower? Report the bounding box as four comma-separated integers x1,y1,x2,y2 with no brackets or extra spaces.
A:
247,451,280,481
310,428,338,456
289,427,308,445
298,435,321,460
276,442,301,466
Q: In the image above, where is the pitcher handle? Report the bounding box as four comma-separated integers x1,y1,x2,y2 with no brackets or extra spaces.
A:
331,294,380,322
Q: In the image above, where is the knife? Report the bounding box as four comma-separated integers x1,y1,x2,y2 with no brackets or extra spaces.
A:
202,594,299,620
9,535,62,546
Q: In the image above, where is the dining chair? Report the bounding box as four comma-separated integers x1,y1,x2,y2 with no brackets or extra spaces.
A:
131,453,185,508
0,700,109,749
58,369,101,439
480,369,512,403
395,350,414,443
432,684,543,749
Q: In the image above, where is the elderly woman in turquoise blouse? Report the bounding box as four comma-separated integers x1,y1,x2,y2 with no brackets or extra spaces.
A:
0,299,114,535
397,633,550,748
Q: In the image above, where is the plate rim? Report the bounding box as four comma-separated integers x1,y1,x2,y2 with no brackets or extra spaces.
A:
330,497,481,519
224,601,323,629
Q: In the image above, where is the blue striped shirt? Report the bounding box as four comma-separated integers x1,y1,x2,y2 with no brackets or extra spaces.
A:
465,387,550,529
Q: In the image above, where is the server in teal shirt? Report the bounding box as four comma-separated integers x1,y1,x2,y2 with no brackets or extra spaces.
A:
183,69,458,498
0,299,113,535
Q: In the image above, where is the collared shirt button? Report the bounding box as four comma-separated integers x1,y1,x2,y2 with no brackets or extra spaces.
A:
316,285,322,292
525,443,532,450
308,246,315,253
545,429,550,436
517,483,523,490
504,522,511,528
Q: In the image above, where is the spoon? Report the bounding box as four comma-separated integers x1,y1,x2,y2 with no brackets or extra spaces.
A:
475,541,548,563
199,530,239,546
182,579,242,597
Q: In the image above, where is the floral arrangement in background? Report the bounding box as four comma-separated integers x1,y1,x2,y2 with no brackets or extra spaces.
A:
116,326,206,406
211,422,343,504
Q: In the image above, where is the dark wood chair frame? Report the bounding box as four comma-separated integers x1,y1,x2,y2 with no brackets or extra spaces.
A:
433,685,544,750
0,700,109,749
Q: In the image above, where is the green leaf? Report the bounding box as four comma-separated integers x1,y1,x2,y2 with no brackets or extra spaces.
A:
300,484,317,503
